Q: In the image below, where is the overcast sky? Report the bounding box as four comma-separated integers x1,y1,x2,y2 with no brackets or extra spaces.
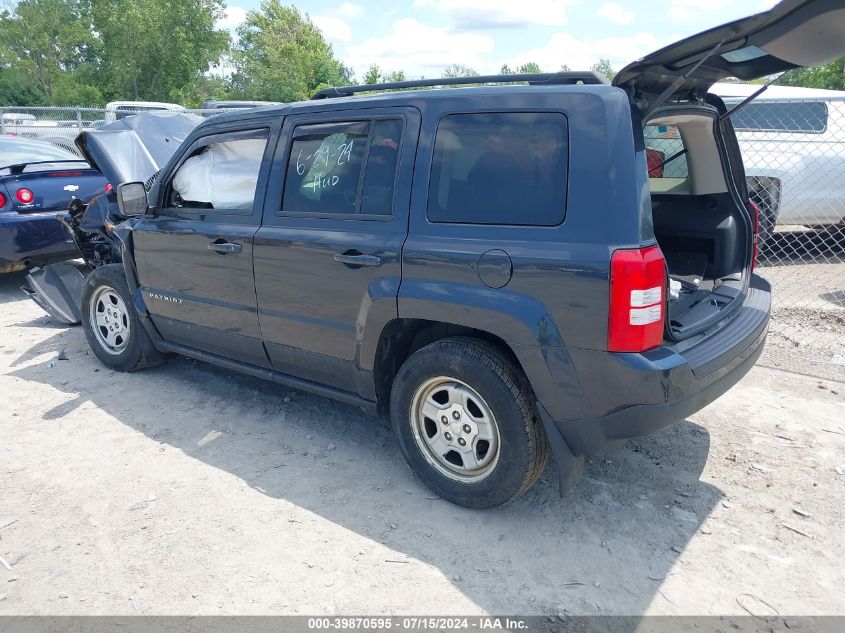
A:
217,0,779,79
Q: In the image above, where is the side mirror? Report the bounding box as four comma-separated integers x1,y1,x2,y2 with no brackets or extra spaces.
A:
116,182,148,217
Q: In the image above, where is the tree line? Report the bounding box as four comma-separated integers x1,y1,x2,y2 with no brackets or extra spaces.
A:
1,0,842,108
0,0,617,107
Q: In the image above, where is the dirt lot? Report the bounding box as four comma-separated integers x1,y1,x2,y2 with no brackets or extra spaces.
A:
1,269,844,618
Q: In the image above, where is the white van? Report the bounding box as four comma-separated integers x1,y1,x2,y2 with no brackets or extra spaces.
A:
104,101,186,124
712,82,845,234
0,112,36,135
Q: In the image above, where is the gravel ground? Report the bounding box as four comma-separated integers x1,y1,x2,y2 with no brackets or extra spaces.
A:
1,269,844,618
757,260,845,382
756,229,845,382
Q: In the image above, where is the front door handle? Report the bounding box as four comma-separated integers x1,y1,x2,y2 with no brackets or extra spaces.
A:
208,240,242,254
333,252,382,267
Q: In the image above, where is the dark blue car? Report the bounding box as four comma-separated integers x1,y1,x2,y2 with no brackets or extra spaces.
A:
1,136,109,272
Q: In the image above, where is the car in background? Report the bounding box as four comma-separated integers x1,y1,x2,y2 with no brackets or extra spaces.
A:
1,114,99,157
1,137,109,272
1,112,37,135
104,101,186,124
712,82,845,237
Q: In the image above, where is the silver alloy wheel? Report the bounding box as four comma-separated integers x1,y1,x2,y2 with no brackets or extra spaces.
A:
410,376,501,483
89,286,131,355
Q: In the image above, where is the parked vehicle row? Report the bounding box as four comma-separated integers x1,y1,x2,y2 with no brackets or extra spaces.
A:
1,100,284,159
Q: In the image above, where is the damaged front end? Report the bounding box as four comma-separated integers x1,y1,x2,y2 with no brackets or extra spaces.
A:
22,195,128,323
22,112,201,324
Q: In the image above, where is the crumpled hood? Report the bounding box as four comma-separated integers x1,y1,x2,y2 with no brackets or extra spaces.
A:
74,112,202,187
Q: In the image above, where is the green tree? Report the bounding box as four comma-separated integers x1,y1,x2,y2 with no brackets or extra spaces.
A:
779,59,845,90
517,62,541,74
382,70,406,83
0,0,100,103
232,1,350,102
500,62,542,76
590,59,616,81
92,0,230,104
0,68,47,105
442,64,478,78
363,64,382,84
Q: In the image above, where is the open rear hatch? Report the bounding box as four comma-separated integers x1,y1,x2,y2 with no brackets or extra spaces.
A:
614,0,845,114
613,0,845,341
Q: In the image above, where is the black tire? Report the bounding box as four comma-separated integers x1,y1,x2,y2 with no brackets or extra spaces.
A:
81,264,165,372
390,337,549,509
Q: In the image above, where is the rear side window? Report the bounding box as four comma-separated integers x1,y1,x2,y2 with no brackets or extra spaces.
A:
427,112,568,226
644,125,688,180
725,101,827,133
282,119,403,215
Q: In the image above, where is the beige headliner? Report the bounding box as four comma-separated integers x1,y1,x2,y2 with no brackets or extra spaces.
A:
648,111,728,196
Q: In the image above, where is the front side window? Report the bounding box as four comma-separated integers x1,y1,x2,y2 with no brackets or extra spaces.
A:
170,129,269,211
644,125,688,180
427,112,568,226
282,118,403,215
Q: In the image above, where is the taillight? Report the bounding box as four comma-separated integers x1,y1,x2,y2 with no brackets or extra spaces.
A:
0,192,6,208
105,183,113,193
608,245,667,353
646,148,664,178
749,200,760,272
16,188,34,204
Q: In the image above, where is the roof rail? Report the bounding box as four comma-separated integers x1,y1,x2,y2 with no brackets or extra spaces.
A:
311,71,609,100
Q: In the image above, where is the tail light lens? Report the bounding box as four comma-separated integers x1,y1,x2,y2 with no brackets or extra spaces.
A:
608,245,667,353
749,200,760,272
0,192,6,208
105,183,113,193
646,148,664,178
16,188,34,204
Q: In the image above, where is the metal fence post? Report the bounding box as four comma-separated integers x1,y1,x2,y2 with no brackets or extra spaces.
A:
0,107,5,135
76,108,83,131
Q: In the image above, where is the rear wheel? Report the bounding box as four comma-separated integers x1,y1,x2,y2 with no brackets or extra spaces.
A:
390,337,548,509
81,264,165,372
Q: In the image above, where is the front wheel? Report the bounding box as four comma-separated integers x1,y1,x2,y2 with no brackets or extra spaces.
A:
390,337,548,509
81,264,165,372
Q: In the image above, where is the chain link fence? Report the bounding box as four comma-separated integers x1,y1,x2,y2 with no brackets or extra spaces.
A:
727,96,845,379
0,105,225,156
4,101,844,377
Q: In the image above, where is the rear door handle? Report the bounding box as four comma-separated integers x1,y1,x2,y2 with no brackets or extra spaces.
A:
333,252,382,267
208,240,242,254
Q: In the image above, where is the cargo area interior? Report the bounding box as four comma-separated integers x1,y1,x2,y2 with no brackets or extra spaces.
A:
645,109,751,339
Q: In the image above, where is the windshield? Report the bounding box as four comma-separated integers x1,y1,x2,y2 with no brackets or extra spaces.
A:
0,138,80,168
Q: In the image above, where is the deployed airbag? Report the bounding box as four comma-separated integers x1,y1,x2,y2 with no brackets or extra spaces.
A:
172,139,265,210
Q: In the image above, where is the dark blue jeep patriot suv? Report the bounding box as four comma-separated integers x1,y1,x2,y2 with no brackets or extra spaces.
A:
69,1,845,507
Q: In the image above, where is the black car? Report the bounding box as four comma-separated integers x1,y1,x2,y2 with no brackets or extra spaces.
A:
30,0,845,508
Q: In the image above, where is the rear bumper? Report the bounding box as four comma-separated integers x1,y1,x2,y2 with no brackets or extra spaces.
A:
0,211,75,267
542,274,771,455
